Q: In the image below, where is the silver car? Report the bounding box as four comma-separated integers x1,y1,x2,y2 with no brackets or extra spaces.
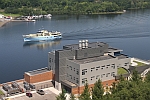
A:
37,89,45,95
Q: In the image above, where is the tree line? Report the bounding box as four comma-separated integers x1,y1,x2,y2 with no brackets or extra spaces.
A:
57,69,150,100
0,0,150,15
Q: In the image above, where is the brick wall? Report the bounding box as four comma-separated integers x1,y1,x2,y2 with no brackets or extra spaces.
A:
24,71,54,83
71,79,116,94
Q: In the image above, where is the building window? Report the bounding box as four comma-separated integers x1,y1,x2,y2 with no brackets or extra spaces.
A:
106,73,110,77
101,66,105,69
70,75,72,79
76,78,79,84
96,75,100,79
67,73,69,77
106,65,110,68
96,66,100,70
74,77,75,80
76,69,79,75
49,66,51,70
91,67,95,72
101,74,103,78
82,69,87,75
49,58,51,63
82,78,87,84
100,50,102,53
74,68,75,71
69,66,72,70
111,64,115,69
111,72,115,77
124,62,129,66
91,76,95,80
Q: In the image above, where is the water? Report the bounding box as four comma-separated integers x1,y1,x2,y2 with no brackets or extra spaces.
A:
0,9,150,83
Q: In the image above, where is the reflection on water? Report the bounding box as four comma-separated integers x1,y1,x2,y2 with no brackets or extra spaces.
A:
23,40,61,50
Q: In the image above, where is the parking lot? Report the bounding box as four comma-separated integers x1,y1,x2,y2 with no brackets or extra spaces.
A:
6,89,57,100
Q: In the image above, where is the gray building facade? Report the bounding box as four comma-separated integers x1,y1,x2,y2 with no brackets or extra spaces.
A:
48,40,131,93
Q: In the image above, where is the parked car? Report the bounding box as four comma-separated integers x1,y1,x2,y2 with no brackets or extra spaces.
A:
26,92,32,97
37,89,45,95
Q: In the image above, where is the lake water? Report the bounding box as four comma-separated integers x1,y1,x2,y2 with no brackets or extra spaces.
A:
0,9,150,83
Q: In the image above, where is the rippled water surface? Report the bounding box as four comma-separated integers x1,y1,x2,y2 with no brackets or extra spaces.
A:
0,9,150,83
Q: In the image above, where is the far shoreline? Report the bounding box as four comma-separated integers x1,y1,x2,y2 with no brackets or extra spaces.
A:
0,11,125,27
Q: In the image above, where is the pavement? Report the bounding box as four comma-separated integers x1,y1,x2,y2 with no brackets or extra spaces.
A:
2,87,61,100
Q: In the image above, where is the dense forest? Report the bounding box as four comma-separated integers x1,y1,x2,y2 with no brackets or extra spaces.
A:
0,0,150,15
57,69,150,100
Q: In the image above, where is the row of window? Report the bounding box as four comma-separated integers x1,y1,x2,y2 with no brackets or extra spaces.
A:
67,65,79,75
67,71,115,84
82,64,116,75
49,58,54,63
82,72,115,84
67,74,79,84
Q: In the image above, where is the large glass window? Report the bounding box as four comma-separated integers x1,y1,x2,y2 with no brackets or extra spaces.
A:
111,64,115,69
91,67,95,72
82,78,87,84
82,69,87,75
76,78,79,84
76,69,79,75
96,66,100,70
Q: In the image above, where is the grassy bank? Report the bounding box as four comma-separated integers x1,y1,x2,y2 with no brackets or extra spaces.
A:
0,12,21,18
0,90,4,95
133,61,146,67
118,68,128,75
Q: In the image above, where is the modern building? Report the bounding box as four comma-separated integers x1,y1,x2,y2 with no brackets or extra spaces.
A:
48,40,131,94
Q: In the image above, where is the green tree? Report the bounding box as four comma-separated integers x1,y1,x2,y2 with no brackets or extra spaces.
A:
145,71,150,82
79,82,91,100
131,68,142,83
56,89,66,100
70,93,75,100
92,79,104,100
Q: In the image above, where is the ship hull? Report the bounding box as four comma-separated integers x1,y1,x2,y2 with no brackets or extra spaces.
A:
23,36,62,42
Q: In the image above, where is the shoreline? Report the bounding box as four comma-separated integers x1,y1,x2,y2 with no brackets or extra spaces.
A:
0,11,125,27
0,19,9,27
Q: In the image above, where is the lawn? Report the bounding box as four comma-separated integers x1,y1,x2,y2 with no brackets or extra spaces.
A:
133,61,145,67
0,90,4,95
0,12,21,17
117,68,128,75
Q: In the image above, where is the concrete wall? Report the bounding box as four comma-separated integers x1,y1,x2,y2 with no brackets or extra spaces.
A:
55,50,76,82
66,60,80,85
48,52,55,73
79,57,118,86
117,58,131,69
66,57,118,87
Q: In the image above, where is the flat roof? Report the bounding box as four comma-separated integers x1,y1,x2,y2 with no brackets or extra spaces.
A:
117,54,129,59
129,65,150,74
107,47,123,52
63,42,108,50
61,80,77,88
69,55,116,64
25,67,50,76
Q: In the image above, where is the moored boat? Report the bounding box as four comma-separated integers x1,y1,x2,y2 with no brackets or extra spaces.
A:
23,29,62,42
